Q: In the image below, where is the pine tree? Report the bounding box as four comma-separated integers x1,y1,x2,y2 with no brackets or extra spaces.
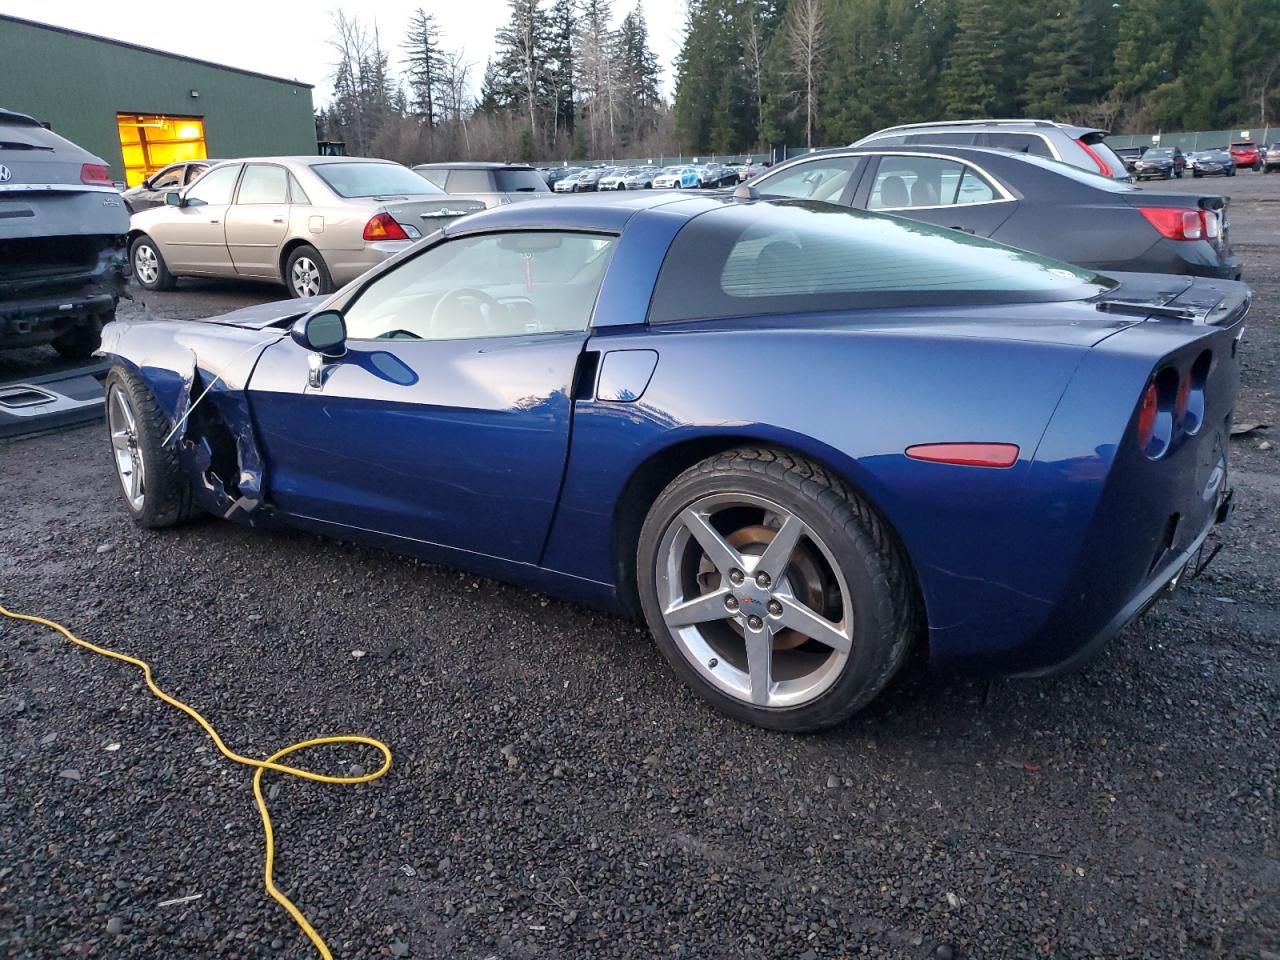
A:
936,0,1003,117
490,0,554,145
616,5,662,147
403,8,444,126
546,0,578,140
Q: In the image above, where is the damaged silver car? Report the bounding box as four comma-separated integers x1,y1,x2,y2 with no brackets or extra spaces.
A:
0,108,129,360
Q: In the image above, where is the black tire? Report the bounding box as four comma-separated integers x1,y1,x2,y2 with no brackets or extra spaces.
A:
104,367,201,528
1193,170,1203,178
284,244,335,299
1253,162,1262,172
129,235,175,291
636,447,921,731
51,312,107,361
1174,169,1183,178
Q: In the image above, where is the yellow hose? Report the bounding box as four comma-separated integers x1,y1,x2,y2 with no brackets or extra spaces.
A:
0,603,392,959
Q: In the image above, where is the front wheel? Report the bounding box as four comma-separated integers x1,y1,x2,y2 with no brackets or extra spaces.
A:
637,448,920,731
104,367,201,528
285,245,334,299
130,235,175,291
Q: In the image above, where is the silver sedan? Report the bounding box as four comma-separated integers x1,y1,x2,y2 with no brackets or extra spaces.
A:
127,157,484,298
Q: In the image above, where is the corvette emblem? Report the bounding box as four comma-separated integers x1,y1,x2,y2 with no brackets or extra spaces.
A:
0,164,11,183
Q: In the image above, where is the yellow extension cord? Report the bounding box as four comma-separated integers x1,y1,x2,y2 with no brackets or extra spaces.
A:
0,604,392,959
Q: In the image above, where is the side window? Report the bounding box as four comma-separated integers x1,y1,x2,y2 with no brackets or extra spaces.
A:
342,231,617,342
236,164,289,204
150,166,183,190
418,168,448,189
289,173,311,204
183,164,209,185
867,156,976,210
184,164,241,206
983,132,1053,158
756,157,861,203
905,132,977,146
954,167,997,204
444,169,491,193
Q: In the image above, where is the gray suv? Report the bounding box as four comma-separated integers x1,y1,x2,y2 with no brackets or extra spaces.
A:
412,162,551,208
0,108,128,359
853,119,1131,181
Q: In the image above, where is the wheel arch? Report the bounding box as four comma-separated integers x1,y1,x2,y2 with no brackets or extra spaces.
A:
609,432,929,642
278,237,316,282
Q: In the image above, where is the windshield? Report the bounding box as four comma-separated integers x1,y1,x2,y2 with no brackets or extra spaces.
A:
1007,153,1139,192
650,200,1114,324
1145,149,1174,158
314,162,445,198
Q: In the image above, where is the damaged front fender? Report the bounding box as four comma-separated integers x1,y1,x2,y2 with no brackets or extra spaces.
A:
99,317,285,522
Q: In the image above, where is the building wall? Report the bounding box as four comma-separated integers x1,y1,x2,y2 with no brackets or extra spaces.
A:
0,16,315,178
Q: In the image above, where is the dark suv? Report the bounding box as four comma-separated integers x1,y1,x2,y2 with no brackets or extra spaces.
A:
0,108,128,359
412,162,550,208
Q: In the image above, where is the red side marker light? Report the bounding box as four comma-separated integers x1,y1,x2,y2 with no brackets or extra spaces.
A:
905,443,1020,468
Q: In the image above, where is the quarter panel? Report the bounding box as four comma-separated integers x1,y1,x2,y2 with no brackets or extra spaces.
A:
542,319,1093,658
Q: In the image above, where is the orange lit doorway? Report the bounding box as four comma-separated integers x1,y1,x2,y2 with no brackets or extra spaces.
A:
116,114,207,186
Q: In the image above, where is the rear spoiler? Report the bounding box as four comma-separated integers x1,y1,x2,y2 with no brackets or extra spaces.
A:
1096,280,1250,327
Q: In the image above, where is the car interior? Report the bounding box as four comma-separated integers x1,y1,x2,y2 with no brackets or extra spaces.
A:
341,232,618,341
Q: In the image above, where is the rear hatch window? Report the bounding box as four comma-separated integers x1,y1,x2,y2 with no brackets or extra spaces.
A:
651,200,1114,323
494,169,549,192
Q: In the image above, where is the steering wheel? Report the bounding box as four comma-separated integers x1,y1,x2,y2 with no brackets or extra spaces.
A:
429,287,503,339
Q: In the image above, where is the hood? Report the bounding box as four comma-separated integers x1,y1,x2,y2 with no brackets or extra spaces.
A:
195,297,323,330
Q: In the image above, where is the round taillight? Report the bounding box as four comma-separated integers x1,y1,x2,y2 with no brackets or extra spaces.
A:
1175,370,1191,422
1137,381,1158,449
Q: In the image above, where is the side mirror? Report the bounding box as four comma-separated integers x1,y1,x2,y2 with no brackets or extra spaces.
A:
292,309,346,356
165,192,183,207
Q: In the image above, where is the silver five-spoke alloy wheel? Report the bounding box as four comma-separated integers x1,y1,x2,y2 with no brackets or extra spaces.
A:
656,492,853,709
291,256,322,297
108,386,146,511
133,243,159,286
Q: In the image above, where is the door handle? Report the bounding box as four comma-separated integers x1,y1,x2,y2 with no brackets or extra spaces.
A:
209,219,221,224
950,225,975,234
272,217,285,224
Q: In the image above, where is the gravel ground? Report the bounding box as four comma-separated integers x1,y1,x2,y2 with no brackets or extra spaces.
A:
1,175,1277,960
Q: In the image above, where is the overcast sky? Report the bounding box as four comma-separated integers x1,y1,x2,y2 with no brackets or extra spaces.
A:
0,0,688,104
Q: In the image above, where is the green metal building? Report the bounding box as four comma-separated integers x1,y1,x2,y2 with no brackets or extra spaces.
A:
0,13,315,186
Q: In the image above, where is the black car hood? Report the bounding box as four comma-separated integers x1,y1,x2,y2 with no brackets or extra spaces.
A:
198,297,324,330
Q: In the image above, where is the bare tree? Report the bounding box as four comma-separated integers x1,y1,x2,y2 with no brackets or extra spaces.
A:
781,0,826,148
742,5,766,149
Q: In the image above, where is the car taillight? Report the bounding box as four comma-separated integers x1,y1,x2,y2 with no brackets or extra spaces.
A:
80,163,113,185
1203,210,1221,239
1074,138,1113,177
1137,380,1159,449
1138,207,1208,240
1175,370,1191,422
363,212,409,241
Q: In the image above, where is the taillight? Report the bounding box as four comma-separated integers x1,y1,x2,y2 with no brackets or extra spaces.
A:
363,212,409,241
1138,207,1207,240
80,163,113,185
1175,371,1191,422
1074,138,1113,177
1137,381,1159,449
1203,210,1221,239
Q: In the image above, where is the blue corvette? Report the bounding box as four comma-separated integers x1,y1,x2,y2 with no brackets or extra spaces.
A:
99,191,1247,730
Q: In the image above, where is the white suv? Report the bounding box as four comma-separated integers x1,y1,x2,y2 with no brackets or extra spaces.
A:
853,119,1130,181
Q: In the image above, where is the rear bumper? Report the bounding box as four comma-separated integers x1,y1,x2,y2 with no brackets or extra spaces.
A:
326,241,412,286
1010,490,1233,678
0,245,126,347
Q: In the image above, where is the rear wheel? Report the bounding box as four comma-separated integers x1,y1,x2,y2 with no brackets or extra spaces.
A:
285,245,334,299
637,448,920,731
130,235,174,291
104,367,200,528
